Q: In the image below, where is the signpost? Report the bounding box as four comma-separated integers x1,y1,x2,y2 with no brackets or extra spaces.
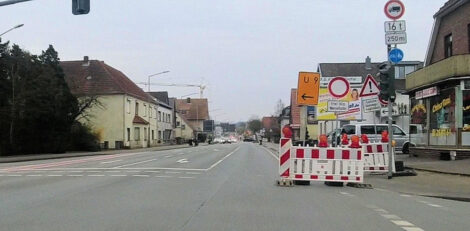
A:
389,48,404,63
383,0,406,179
328,77,350,98
363,98,381,113
327,100,348,112
297,72,320,105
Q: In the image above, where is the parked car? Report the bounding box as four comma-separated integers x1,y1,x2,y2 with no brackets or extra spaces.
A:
340,124,411,153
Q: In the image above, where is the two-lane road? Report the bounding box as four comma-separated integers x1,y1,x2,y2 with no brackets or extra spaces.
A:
1,142,469,231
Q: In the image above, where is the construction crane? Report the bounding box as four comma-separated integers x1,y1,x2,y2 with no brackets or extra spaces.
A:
138,82,206,98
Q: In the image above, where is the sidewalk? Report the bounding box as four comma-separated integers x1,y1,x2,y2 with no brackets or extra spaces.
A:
0,143,208,163
396,155,470,176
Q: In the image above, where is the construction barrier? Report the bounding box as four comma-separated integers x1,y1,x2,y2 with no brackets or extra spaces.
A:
362,142,395,173
279,138,364,183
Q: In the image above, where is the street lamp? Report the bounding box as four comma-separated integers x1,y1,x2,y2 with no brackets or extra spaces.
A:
147,70,169,147
0,24,24,37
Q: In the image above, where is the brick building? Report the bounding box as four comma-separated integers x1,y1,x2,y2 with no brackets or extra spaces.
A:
406,0,470,159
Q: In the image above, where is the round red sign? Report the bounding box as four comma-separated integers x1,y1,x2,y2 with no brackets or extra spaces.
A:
384,0,405,20
328,77,350,98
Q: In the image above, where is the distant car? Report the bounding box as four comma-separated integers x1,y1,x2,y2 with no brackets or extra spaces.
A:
243,137,255,142
213,138,223,144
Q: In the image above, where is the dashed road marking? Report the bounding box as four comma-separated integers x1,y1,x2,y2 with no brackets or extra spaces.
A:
87,174,105,177
133,175,150,177
381,214,401,219
87,171,102,173
68,175,83,177
178,176,195,179
155,175,172,178
402,227,425,231
390,220,415,227
165,171,181,174
105,171,121,173
374,208,388,213
126,170,141,173
7,174,22,177
186,172,201,175
339,192,354,197
110,175,127,177
145,171,160,173
25,174,42,177
370,206,425,231
47,175,62,177
400,194,412,197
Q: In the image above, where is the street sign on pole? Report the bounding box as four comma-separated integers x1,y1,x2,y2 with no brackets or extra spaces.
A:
384,20,406,32
385,32,407,45
327,100,348,112
362,97,381,113
359,74,380,97
328,77,350,98
389,48,404,63
384,0,405,20
297,72,320,105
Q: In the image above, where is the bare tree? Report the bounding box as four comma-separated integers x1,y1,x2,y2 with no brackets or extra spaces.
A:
274,99,285,116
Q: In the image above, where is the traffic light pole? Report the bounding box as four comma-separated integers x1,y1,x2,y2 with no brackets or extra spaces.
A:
387,45,394,179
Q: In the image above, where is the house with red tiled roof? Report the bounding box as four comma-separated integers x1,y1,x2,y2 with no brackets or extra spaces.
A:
61,56,159,149
175,98,209,134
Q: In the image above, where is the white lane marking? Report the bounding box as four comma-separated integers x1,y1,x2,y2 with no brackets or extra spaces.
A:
105,171,121,173
164,155,172,158
165,171,181,174
87,171,102,173
25,174,42,177
390,220,415,227
155,175,172,178
400,194,412,197
427,203,442,208
68,175,83,177
178,176,195,179
101,159,122,164
145,171,160,173
88,174,105,177
133,175,150,177
112,158,158,168
260,146,279,160
47,175,62,177
186,172,201,175
33,167,206,171
402,227,425,231
126,170,141,173
176,158,189,164
207,147,241,170
7,174,22,177
110,175,127,177
381,214,401,219
213,149,219,151
339,192,354,196
68,171,83,173
374,208,388,213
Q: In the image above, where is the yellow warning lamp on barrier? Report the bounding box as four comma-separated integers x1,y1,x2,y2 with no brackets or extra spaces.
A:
349,135,361,148
392,140,396,147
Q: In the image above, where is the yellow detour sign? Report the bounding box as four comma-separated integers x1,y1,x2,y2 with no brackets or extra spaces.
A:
297,72,320,105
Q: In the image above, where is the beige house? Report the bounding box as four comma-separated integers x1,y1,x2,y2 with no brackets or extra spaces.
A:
61,57,158,149
174,112,195,143
175,98,209,133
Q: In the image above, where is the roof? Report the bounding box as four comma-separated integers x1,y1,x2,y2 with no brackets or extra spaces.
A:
175,98,209,120
176,112,196,131
425,0,470,65
318,63,381,80
148,92,172,109
133,115,149,125
290,89,300,127
60,59,154,102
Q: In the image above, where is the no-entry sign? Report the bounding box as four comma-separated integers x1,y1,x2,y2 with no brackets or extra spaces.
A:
328,77,350,98
384,0,405,20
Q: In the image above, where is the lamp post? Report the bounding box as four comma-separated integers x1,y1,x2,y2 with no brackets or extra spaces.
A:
0,24,24,37
147,70,169,147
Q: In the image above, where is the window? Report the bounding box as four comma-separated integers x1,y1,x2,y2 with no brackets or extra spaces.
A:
162,112,165,122
126,99,131,114
392,126,405,136
127,128,130,141
376,125,388,134
158,131,162,139
394,65,416,79
444,33,453,58
468,24,470,53
360,126,375,134
149,106,152,117
152,130,154,140
155,109,158,118
134,127,140,141
341,125,355,135
144,127,147,141
143,104,147,117
135,102,139,115
158,111,161,121
182,124,186,130
176,121,181,127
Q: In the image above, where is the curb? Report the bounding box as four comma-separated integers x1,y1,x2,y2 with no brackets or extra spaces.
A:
0,145,200,163
409,167,470,177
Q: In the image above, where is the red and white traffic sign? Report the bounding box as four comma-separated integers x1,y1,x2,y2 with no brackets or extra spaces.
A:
328,77,350,98
359,74,380,97
384,0,405,20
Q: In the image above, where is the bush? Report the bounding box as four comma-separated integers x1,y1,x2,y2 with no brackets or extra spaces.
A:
68,122,100,152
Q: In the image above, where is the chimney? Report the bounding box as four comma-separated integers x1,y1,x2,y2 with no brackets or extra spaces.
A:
186,98,191,103
365,56,372,70
82,56,90,66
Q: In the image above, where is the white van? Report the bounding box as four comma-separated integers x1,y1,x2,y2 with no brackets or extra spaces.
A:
340,124,412,153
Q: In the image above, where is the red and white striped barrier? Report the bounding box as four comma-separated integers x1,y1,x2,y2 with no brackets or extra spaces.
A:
362,143,395,173
278,138,364,183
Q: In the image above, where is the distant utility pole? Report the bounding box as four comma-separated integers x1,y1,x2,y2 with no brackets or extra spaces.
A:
0,0,32,7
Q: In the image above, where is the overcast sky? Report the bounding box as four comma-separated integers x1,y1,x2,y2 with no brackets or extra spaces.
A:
0,0,446,122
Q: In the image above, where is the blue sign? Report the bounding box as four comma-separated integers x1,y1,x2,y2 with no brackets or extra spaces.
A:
389,48,404,63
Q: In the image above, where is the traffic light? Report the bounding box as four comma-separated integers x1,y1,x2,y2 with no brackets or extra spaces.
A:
378,62,396,103
72,0,90,15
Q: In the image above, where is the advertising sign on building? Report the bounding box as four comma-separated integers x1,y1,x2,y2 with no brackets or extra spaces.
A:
317,85,362,121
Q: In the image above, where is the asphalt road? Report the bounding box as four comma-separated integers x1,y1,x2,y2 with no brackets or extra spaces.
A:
1,142,469,231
